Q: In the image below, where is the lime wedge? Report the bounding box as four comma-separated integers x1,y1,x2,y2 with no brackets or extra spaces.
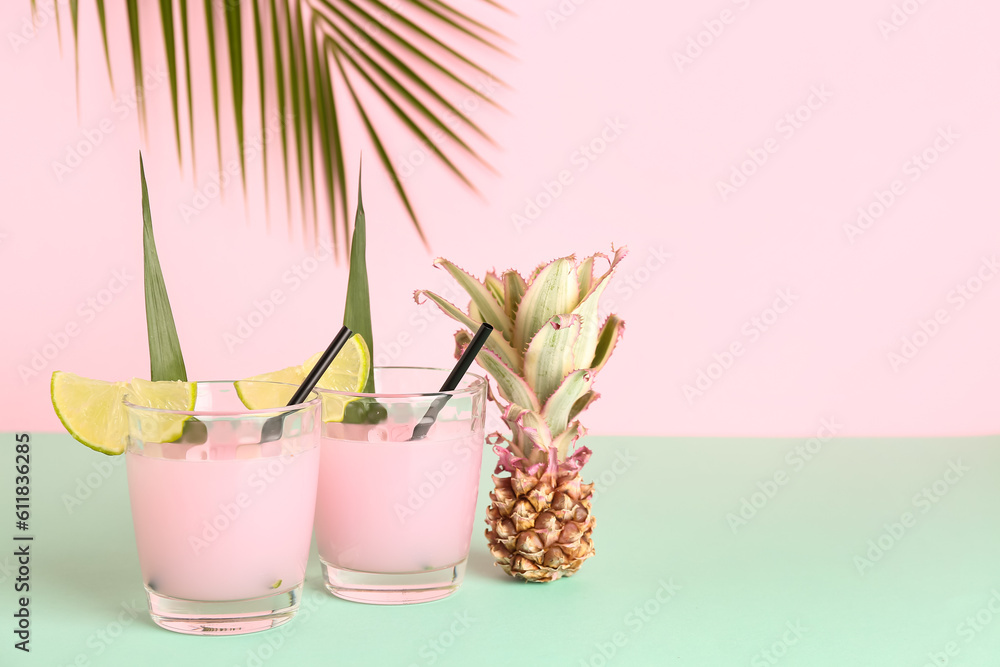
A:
51,372,196,455
235,334,370,422
127,377,198,443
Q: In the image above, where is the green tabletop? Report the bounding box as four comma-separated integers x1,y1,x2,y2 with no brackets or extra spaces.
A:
3,432,1000,666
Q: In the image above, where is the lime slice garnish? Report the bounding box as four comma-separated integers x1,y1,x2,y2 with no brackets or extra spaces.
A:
235,334,370,422
51,372,196,455
127,377,198,443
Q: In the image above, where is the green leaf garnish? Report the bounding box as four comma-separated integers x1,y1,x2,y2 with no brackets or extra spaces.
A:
343,163,374,393
141,154,188,382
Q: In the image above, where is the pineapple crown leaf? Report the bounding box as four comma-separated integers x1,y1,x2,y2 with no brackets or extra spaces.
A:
484,270,504,299
576,254,601,302
567,248,628,369
527,253,577,285
553,421,587,462
453,328,472,360
493,437,592,475
541,369,594,437
432,258,513,341
505,404,553,450
419,246,628,463
524,314,583,405
501,269,527,322
416,289,521,371
590,314,625,374
568,390,600,423
578,245,628,305
476,346,540,411
513,257,580,352
563,441,593,472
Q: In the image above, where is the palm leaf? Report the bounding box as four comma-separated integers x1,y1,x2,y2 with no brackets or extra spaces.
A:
323,23,488,188
124,0,146,137
331,47,428,249
320,37,349,246
342,0,501,78
53,0,62,55
311,22,338,253
319,0,506,109
252,0,269,220
178,0,195,175
282,0,308,227
69,0,79,112
294,2,318,231
479,0,515,15
223,0,245,192
140,154,188,382
314,3,498,141
334,42,477,190
60,0,510,256
158,0,182,163
406,0,512,53
95,0,114,91
268,0,291,221
203,0,223,177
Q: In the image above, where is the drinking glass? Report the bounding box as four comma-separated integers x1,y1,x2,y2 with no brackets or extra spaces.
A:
314,368,487,604
124,381,321,635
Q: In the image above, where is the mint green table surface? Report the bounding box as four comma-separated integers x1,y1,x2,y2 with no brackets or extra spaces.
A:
4,433,1000,666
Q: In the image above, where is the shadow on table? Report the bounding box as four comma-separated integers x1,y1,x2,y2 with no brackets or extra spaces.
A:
44,553,158,629
466,550,516,583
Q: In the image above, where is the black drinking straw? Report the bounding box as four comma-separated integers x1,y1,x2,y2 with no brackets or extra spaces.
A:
287,325,354,406
260,325,353,442
409,322,493,441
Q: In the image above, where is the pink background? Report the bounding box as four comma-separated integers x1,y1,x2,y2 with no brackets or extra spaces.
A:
1,0,998,437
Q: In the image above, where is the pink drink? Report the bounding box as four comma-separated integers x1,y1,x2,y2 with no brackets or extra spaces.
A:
315,420,484,574
127,433,320,602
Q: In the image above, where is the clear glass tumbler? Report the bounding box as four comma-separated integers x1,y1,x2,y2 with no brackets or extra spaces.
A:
124,381,321,635
315,367,487,604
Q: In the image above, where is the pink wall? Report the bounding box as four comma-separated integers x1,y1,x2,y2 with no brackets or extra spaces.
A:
2,0,999,437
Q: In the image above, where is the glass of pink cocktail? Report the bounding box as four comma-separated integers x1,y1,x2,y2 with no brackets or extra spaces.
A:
124,381,321,635
314,367,487,604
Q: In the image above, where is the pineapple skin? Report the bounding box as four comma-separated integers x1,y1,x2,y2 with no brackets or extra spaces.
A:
485,445,595,582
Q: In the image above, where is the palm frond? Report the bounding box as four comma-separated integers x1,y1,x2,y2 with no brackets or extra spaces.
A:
294,2,319,233
95,0,114,92
53,0,62,55
283,0,308,228
62,0,511,258
317,35,348,247
203,0,223,177
331,43,428,249
252,0,270,222
158,0,182,162
69,0,79,112
124,0,146,137
268,0,291,222
223,0,246,192
178,0,195,176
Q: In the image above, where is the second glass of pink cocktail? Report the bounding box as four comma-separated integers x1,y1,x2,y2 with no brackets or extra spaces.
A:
315,367,487,604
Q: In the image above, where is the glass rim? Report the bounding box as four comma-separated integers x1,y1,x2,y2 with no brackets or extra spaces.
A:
122,380,321,417
315,366,488,399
